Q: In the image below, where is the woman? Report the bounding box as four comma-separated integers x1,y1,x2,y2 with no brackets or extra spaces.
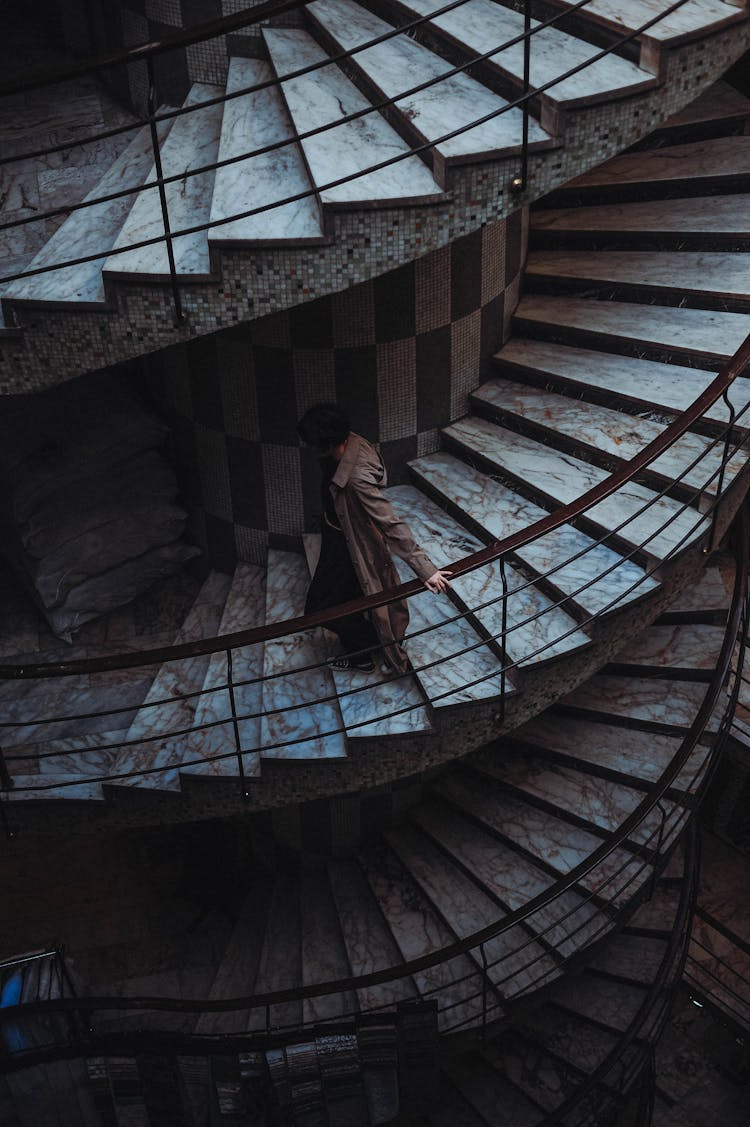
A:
298,403,451,674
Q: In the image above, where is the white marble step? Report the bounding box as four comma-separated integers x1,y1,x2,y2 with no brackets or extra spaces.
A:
359,841,488,1031
441,1053,541,1127
300,870,357,1025
209,57,322,245
5,774,107,802
443,414,706,561
611,622,726,670
413,798,604,958
659,557,732,614
393,0,654,112
587,932,669,984
261,549,346,760
435,769,650,903
568,134,750,191
388,484,591,665
515,713,714,794
531,195,750,237
411,451,657,618
327,859,418,1013
113,570,232,790
548,971,648,1034
263,29,442,206
513,294,750,363
181,564,265,780
105,84,223,277
548,0,744,47
3,115,175,305
526,250,750,303
473,378,746,496
385,821,559,998
562,673,724,733
245,880,303,1031
493,339,750,431
301,534,432,736
307,0,551,169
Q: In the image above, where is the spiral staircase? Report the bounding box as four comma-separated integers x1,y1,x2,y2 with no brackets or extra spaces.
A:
2,3,750,1125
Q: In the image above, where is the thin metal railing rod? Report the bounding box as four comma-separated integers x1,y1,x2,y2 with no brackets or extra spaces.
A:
0,0,700,287
226,649,249,801
145,56,183,325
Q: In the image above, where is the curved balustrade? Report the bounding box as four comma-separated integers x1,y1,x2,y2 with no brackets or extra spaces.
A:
0,0,716,292
1,509,746,1058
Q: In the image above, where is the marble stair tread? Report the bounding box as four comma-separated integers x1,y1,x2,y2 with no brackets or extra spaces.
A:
609,622,726,670
443,415,704,561
181,564,265,779
307,0,550,163
520,1002,621,1074
4,774,107,801
547,0,744,46
114,569,233,790
393,0,654,108
105,84,223,277
359,840,489,1032
513,713,712,794
473,377,743,498
409,452,657,618
208,57,322,244
263,29,442,205
327,858,418,1013
512,294,749,364
300,870,357,1025
385,821,558,1000
567,133,750,191
627,886,681,933
657,557,732,615
261,549,346,760
435,767,653,901
561,673,724,734
547,970,649,1035
479,1035,589,1117
470,749,676,853
586,933,669,985
388,485,591,664
664,79,750,128
245,878,303,1031
416,790,614,952
492,339,750,432
525,250,750,303
530,194,750,236
440,1053,542,1127
391,554,509,707
301,533,432,735
3,115,175,304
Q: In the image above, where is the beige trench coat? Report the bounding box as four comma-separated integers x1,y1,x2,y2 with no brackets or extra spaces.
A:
330,433,437,673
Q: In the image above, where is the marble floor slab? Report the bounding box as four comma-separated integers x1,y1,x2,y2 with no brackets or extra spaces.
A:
261,550,346,760
411,451,658,616
388,485,590,664
209,57,321,244
493,339,750,431
444,415,706,560
562,673,724,733
611,623,725,670
514,295,750,362
552,0,743,43
263,29,442,205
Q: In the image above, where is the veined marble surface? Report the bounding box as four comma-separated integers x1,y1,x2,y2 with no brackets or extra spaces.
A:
263,29,442,204
551,0,742,43
394,0,652,104
301,872,357,1024
106,84,223,277
182,564,264,779
4,118,174,304
411,452,658,616
209,57,321,244
387,821,559,996
245,882,302,1030
359,842,486,1030
514,295,750,362
444,415,706,559
570,134,750,189
562,673,723,733
7,773,106,802
474,377,747,495
611,623,725,669
308,0,550,159
328,859,417,1013
388,485,590,664
520,1003,620,1072
589,933,668,985
261,550,346,760
527,250,750,301
413,799,604,957
494,339,750,430
531,194,750,234
549,972,646,1035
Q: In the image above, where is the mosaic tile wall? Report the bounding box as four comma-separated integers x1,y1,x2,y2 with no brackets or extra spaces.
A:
131,212,523,568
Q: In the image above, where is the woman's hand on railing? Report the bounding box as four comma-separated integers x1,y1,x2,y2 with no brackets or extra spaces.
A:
425,570,452,594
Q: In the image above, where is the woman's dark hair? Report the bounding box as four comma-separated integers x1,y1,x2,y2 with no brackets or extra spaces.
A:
297,403,350,451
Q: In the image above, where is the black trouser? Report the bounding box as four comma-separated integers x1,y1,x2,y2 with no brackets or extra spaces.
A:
305,525,379,657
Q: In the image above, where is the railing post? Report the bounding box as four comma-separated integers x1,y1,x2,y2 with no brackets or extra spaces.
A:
226,649,250,801
145,56,185,327
499,556,509,724
511,0,531,193
705,388,737,555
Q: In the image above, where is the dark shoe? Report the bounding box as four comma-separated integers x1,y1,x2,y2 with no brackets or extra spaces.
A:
327,653,375,672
